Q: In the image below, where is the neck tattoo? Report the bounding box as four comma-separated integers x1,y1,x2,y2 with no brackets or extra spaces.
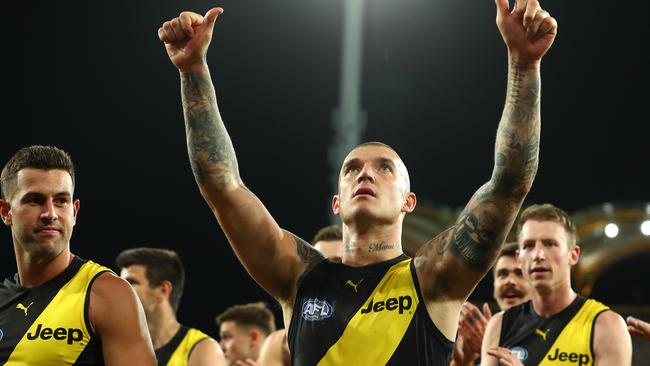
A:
368,242,397,253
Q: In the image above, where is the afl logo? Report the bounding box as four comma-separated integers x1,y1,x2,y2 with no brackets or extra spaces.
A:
0,328,3,341
301,298,333,321
510,346,529,361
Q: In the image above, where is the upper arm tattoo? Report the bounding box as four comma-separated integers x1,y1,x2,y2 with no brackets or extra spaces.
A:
291,234,324,264
448,212,499,269
181,71,241,189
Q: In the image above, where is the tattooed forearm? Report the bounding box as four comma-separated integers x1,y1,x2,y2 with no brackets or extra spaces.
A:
491,56,541,196
181,70,241,189
448,213,499,268
293,234,324,264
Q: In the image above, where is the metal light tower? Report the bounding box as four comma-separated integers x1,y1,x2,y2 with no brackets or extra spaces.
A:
328,0,367,224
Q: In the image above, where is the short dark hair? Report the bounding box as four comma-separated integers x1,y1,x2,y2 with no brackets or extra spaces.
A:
116,247,185,312
1,145,76,200
492,242,519,277
516,203,576,247
498,242,519,259
311,225,342,244
215,302,276,337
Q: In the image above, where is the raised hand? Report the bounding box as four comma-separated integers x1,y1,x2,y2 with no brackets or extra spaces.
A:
627,316,650,343
158,7,224,72
495,0,557,65
456,302,492,361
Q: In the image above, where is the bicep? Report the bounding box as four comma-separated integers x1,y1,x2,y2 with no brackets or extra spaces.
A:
593,311,632,366
258,333,285,366
209,186,323,302
188,338,226,366
418,182,522,300
90,274,156,366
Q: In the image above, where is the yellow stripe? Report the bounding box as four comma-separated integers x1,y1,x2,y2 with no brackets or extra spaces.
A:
540,299,608,366
166,328,209,366
6,261,109,366
317,259,417,366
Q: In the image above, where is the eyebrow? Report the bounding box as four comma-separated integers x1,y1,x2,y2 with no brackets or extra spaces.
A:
341,158,362,172
342,157,397,171
20,191,72,204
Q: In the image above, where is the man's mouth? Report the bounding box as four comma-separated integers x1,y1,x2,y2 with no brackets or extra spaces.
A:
530,267,549,274
36,226,61,235
501,288,524,301
353,187,375,197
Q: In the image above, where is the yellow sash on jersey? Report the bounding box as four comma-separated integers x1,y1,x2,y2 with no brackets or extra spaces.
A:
166,328,209,366
540,299,609,366
317,258,418,366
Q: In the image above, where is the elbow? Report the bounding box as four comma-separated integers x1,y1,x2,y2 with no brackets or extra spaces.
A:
490,169,536,201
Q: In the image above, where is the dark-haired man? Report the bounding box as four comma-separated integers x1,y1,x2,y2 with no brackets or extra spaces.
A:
117,247,226,366
311,225,343,263
0,145,156,365
452,243,531,366
215,302,276,366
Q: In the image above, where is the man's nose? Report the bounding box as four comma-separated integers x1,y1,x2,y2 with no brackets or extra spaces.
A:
357,165,375,183
40,200,58,222
532,242,546,261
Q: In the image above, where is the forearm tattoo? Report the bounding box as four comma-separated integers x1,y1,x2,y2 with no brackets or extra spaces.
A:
181,71,240,188
492,57,541,198
293,234,324,264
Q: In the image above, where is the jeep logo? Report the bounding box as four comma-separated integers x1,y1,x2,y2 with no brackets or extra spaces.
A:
547,348,590,365
360,295,412,314
26,323,84,345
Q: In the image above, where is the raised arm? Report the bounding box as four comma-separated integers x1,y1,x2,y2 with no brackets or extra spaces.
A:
158,8,322,304
416,0,557,301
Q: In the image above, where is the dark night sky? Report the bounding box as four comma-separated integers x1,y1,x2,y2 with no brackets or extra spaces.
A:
3,0,648,337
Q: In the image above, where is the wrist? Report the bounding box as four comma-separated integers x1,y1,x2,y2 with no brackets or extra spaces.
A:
507,53,541,71
179,61,210,76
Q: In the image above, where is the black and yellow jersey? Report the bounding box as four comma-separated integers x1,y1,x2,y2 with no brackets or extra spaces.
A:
155,325,209,366
0,256,111,365
499,296,609,365
288,254,453,366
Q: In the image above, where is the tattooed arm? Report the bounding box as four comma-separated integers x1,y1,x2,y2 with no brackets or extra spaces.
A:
415,0,557,304
158,8,323,304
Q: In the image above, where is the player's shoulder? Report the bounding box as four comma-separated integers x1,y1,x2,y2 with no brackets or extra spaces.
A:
90,271,136,302
594,308,626,330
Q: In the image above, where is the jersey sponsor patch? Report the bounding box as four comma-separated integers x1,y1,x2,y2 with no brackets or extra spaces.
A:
26,323,84,345
510,346,528,361
547,348,590,365
301,298,333,321
360,295,413,314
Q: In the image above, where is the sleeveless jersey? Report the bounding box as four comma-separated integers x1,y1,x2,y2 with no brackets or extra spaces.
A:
499,296,609,365
155,325,209,366
288,254,453,366
0,256,111,365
